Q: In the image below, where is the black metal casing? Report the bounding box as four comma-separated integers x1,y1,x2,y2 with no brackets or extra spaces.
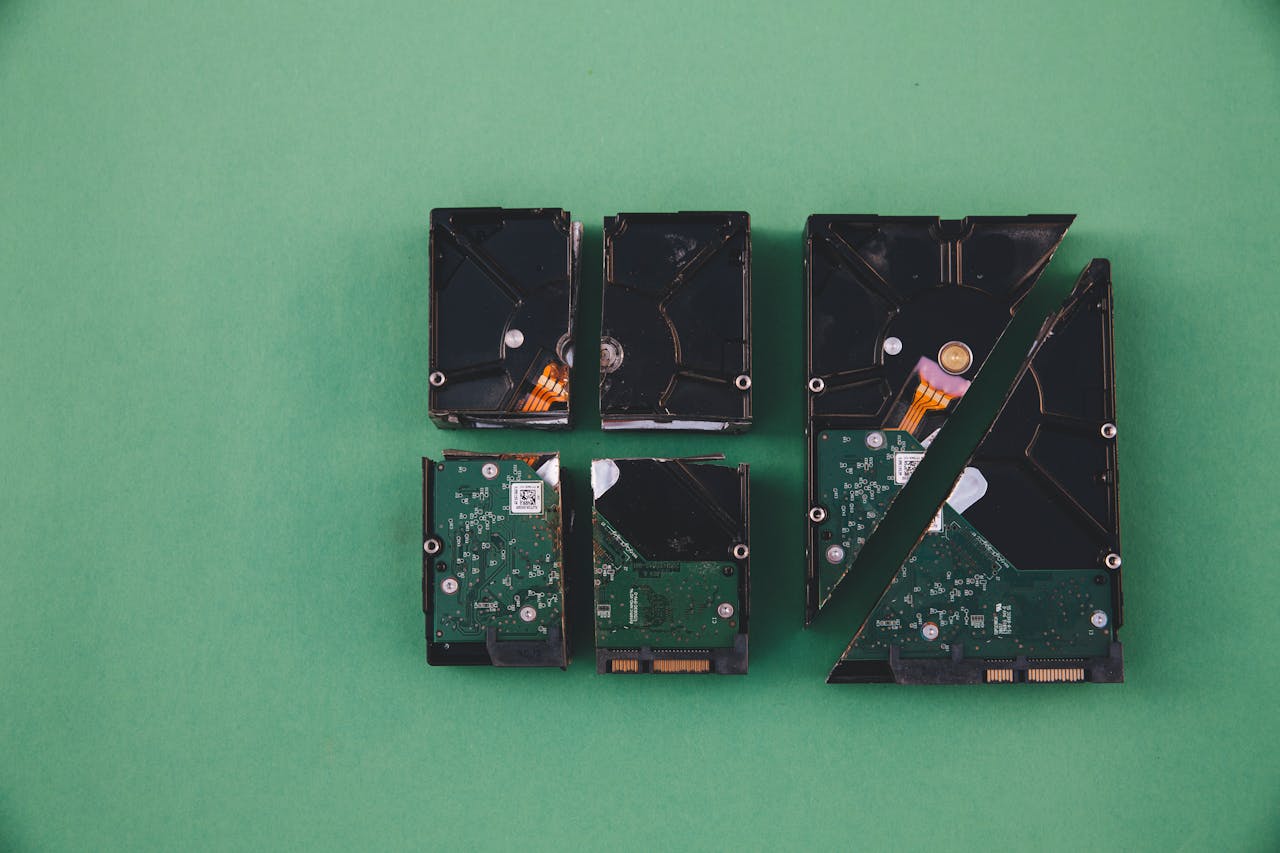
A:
828,260,1123,683
804,214,1073,624
600,212,752,431
429,207,580,429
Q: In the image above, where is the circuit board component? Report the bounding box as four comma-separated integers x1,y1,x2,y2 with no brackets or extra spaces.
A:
592,456,749,674
422,451,567,667
816,430,1112,680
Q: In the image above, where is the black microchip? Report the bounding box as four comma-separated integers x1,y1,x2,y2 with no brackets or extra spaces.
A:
600,212,752,431
429,207,580,429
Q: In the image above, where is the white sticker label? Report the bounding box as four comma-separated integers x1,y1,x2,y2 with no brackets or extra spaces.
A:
928,508,943,533
994,603,1013,635
894,451,924,485
509,482,543,515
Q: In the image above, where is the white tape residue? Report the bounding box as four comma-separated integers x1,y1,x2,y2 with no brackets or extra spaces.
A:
591,458,621,499
535,456,560,488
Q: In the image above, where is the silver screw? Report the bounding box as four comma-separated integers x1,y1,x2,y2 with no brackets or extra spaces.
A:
555,333,575,366
519,606,537,622
717,602,735,619
1101,422,1117,439
809,506,827,523
808,377,826,393
921,622,940,641
481,463,499,480
731,543,750,560
440,577,459,595
883,336,903,356
504,328,525,349
734,374,752,390
600,337,625,374
1105,552,1122,569
424,538,442,555
865,431,886,450
825,544,846,564
1090,610,1109,629
428,371,447,387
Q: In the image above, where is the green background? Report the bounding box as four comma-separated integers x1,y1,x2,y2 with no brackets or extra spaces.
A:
2,1,1277,850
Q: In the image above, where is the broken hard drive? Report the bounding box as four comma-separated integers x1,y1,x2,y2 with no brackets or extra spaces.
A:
429,207,581,429
423,451,568,668
592,456,750,674
600,211,752,431
822,260,1123,684
804,214,1073,623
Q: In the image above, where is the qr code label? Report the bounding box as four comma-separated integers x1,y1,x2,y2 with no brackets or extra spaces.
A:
509,481,543,515
894,451,925,484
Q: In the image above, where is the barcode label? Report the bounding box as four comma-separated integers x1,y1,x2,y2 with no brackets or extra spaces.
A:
894,451,925,484
509,482,543,515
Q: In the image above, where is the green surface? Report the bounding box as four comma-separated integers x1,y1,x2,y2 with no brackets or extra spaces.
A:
818,431,1112,663
1,1,1277,850
429,457,561,643
593,515,740,649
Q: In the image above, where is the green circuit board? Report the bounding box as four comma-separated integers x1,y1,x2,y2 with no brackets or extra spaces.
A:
814,429,928,609
593,514,739,649
430,457,562,644
814,430,1113,662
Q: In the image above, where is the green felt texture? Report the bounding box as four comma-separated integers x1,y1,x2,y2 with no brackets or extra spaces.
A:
1,1,1276,850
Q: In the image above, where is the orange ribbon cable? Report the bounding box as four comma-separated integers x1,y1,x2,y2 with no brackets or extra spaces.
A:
897,379,954,435
519,363,569,413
